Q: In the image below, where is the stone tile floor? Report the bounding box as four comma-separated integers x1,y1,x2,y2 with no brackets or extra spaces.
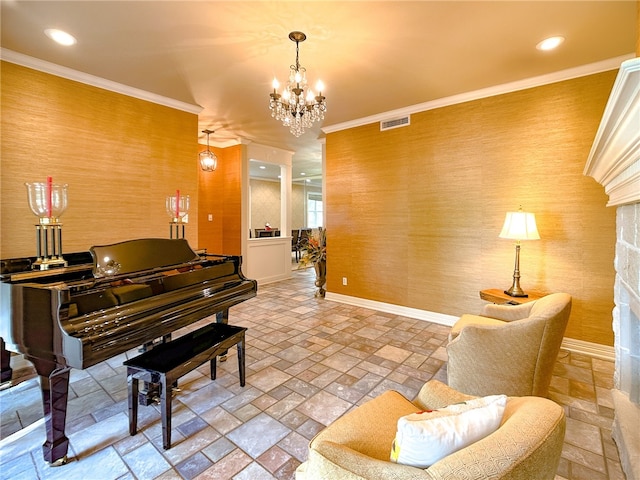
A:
0,268,625,479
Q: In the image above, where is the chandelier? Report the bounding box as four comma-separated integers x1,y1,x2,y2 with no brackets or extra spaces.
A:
198,129,218,171
269,31,326,137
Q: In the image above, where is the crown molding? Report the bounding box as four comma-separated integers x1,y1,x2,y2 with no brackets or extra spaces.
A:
323,54,635,134
1,48,203,115
584,57,640,207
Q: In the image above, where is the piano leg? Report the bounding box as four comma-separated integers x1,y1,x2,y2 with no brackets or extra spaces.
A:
38,366,71,466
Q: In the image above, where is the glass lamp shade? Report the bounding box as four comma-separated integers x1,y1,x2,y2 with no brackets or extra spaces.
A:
199,149,217,172
166,194,190,222
499,211,540,240
25,182,68,223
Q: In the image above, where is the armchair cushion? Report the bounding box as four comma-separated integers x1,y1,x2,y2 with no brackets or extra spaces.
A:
482,300,536,322
296,380,566,480
390,394,507,468
309,390,419,461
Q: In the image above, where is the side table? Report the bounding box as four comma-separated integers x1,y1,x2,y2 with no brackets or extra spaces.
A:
479,288,544,305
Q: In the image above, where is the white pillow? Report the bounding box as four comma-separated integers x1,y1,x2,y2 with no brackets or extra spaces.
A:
390,394,507,468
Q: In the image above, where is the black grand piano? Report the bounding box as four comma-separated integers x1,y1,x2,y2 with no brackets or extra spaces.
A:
0,238,257,465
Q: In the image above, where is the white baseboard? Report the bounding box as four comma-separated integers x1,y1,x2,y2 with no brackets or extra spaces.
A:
325,292,457,327
325,293,615,361
561,337,615,361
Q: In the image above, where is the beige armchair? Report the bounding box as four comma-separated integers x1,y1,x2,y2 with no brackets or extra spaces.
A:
447,293,572,398
296,380,566,480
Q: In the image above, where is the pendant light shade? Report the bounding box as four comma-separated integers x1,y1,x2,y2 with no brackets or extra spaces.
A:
199,129,218,172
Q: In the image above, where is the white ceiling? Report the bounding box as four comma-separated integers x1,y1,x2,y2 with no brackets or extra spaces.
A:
1,1,637,180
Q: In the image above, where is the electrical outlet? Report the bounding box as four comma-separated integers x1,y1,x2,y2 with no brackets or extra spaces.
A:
342,277,348,286
208,214,213,221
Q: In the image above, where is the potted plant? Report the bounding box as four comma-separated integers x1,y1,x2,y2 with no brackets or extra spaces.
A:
299,227,326,297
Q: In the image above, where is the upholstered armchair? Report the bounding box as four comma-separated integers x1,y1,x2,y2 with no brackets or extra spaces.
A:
447,293,572,398
295,380,566,480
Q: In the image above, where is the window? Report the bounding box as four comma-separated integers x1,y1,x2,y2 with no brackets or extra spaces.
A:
307,193,323,228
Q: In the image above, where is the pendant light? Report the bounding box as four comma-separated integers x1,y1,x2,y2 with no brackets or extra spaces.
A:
199,129,218,172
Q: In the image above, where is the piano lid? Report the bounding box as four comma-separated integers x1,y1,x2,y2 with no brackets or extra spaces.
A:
91,238,200,278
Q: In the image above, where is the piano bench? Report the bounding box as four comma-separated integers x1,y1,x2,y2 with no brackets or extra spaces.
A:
124,322,247,449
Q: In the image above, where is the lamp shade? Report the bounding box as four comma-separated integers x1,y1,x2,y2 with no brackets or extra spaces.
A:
499,211,540,240
199,150,217,171
199,129,218,172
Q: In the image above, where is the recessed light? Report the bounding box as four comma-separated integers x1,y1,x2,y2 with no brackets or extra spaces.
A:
300,172,306,176
44,29,77,46
259,165,266,169
536,36,564,51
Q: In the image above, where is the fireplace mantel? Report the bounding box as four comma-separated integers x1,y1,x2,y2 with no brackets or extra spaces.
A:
584,57,640,207
584,56,639,480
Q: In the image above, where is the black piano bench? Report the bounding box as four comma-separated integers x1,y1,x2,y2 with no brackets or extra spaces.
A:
124,323,247,449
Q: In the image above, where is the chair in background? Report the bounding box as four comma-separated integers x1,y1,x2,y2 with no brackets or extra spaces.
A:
291,229,300,261
295,379,566,480
447,292,572,398
298,228,311,248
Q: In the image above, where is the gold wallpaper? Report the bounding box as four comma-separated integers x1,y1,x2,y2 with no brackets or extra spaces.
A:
197,144,242,256
326,70,619,346
1,62,198,258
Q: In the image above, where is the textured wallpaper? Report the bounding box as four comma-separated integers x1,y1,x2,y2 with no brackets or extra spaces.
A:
249,179,322,235
250,179,281,232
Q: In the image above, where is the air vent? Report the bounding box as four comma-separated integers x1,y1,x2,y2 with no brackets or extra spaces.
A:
380,115,410,131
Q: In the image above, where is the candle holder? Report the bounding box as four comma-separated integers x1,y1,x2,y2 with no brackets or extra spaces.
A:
25,181,68,270
166,194,189,239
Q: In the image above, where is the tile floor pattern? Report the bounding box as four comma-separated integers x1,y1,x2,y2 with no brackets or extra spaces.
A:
0,268,626,480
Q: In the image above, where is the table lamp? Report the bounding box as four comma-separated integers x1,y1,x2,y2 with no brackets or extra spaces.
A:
499,207,540,297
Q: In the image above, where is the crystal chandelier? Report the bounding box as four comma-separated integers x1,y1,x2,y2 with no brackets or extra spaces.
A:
269,31,326,137
199,129,218,171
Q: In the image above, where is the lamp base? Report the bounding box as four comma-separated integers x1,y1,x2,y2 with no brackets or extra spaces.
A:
504,289,528,298
505,242,528,297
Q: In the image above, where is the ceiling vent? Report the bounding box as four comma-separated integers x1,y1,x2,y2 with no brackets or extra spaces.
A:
380,115,410,131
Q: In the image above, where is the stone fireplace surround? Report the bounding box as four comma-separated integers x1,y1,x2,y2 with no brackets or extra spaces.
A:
585,57,639,480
